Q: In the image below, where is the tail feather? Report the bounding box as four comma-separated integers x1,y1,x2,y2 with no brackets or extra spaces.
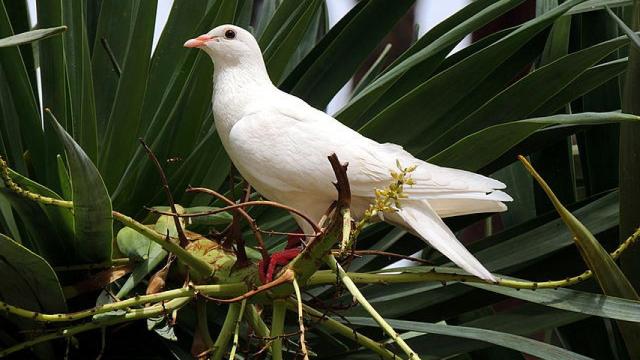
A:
430,193,509,218
388,200,496,282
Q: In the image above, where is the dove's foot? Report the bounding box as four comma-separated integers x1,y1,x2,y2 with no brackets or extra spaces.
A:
258,233,304,283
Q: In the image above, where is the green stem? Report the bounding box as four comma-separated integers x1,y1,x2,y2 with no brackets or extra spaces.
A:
285,301,399,360
0,297,190,357
113,211,214,280
309,269,583,289
245,304,269,338
0,157,73,209
325,255,420,360
270,299,287,360
196,299,215,354
212,303,243,360
0,283,246,323
228,300,247,359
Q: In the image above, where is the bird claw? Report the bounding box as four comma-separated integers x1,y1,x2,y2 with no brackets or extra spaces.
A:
258,233,304,284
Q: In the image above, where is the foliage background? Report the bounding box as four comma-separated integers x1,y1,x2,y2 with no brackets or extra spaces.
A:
1,0,640,359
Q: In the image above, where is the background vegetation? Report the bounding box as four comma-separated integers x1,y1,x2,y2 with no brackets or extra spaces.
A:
1,0,640,359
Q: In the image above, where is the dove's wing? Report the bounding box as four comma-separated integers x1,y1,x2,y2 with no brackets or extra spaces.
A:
227,103,509,213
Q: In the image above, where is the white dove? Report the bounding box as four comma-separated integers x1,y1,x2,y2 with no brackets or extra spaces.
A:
184,25,512,282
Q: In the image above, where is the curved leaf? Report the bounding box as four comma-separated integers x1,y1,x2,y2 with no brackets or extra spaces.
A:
522,156,640,357
345,317,591,360
0,233,66,356
48,111,112,263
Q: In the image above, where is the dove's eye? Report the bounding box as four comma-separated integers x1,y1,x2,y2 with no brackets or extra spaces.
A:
225,29,236,39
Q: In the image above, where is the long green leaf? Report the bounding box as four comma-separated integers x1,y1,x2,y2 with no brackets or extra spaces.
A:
468,279,640,323
533,57,628,116
430,112,640,171
345,317,591,360
98,0,157,192
48,111,112,263
369,265,640,323
91,0,137,133
281,0,415,108
605,6,640,49
3,0,36,90
358,0,585,146
618,2,640,357
406,304,585,358
262,0,323,84
140,0,209,133
62,1,98,162
337,0,524,127
37,0,66,128
568,0,633,15
417,33,629,157
0,3,48,183
0,26,67,47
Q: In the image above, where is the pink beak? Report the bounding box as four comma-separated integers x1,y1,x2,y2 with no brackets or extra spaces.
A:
184,34,215,48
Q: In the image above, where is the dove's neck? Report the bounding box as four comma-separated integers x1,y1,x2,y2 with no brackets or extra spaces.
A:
212,59,274,138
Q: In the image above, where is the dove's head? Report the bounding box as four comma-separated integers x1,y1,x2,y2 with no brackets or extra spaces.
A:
184,25,262,68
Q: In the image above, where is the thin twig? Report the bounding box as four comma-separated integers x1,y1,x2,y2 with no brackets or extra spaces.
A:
257,229,318,238
187,186,269,262
292,277,310,360
229,300,247,359
242,182,252,203
152,195,322,235
139,139,189,248
100,37,122,76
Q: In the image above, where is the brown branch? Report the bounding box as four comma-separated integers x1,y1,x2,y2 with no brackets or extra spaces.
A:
139,139,189,248
100,37,122,77
152,196,323,235
328,153,351,209
185,186,269,262
257,229,319,238
201,269,294,303
242,182,252,203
